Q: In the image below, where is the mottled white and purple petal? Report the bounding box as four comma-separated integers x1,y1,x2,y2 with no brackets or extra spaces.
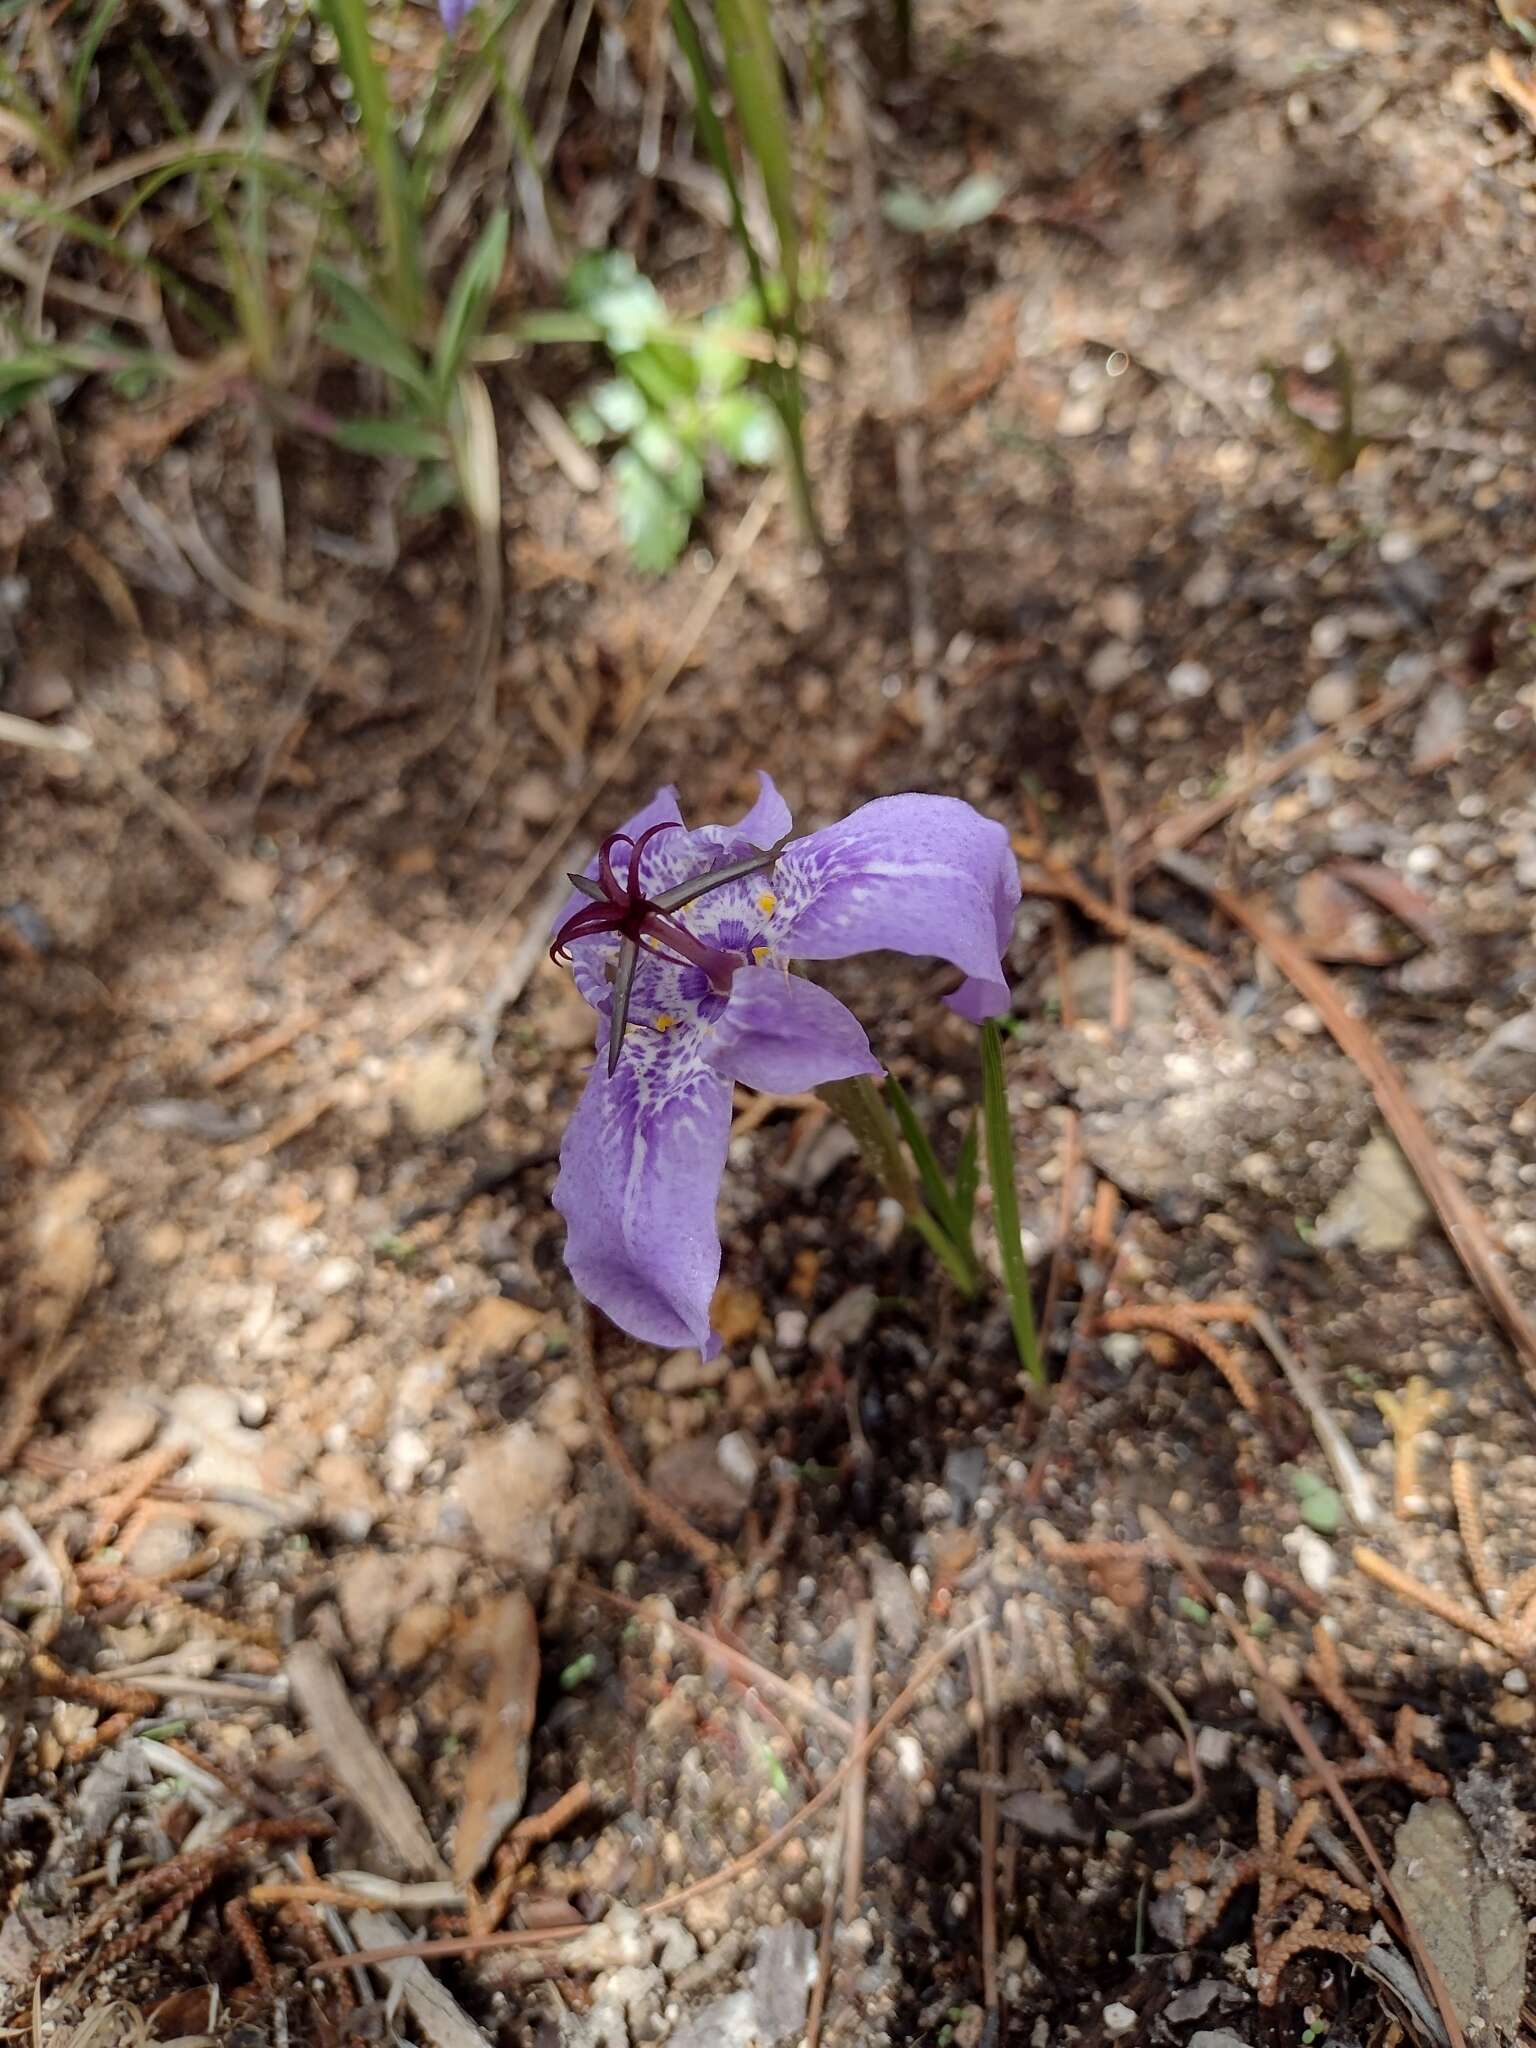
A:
553,1027,733,1355
705,966,882,1094
772,794,1020,1020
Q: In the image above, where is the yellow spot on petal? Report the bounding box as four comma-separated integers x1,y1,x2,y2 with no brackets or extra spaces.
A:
757,891,777,915
752,945,771,965
654,1013,677,1032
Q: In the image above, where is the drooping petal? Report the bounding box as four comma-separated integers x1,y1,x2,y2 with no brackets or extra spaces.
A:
730,770,793,851
705,965,882,1093
773,794,1021,1021
552,1029,732,1354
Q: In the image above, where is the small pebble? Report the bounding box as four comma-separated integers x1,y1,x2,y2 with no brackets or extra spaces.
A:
1503,1667,1530,1696
314,1255,359,1297
1310,615,1349,658
1099,586,1144,639
1103,2004,1138,2035
774,1309,808,1350
1307,670,1357,724
1086,640,1137,693
1167,660,1212,701
237,1391,268,1428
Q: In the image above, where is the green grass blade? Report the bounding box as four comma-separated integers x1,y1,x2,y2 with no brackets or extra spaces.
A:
712,0,797,303
66,0,122,134
330,414,448,460
317,0,422,329
952,1113,980,1244
315,265,432,401
884,1073,968,1255
981,1018,1044,1386
430,205,507,396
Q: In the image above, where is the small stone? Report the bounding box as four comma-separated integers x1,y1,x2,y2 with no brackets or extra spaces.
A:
385,1427,432,1495
5,661,73,720
1310,615,1349,658
656,1349,731,1394
1183,555,1232,609
1283,1003,1324,1035
338,1551,401,1654
750,1921,816,2043
1307,670,1357,724
122,1515,194,1577
237,1391,268,1427
773,1309,808,1350
1057,391,1105,437
808,1287,878,1356
388,1602,452,1670
710,1282,762,1348
1085,639,1137,693
649,1436,752,1534
1318,1131,1430,1254
1194,1725,1234,1770
1493,1694,1534,1729
1379,528,1418,565
867,1551,921,1653
453,1294,543,1362
1167,660,1212,701
314,1256,359,1297
399,1040,487,1138
1444,343,1493,392
141,1221,185,1267
455,1423,572,1577
514,770,563,824
1502,1667,1530,1696
1102,2004,1138,2035
1098,586,1144,640
1283,1526,1335,1593
716,1431,757,1491
80,1398,159,1465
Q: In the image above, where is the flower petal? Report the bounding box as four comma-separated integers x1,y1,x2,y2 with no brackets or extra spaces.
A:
732,770,793,851
774,794,1021,1020
706,966,882,1093
553,1029,731,1353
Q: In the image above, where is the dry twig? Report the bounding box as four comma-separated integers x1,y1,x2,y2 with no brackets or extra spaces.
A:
1355,1457,1536,1669
1160,849,1536,1407
1097,1301,1263,1416
572,1302,726,1575
1294,1624,1446,1799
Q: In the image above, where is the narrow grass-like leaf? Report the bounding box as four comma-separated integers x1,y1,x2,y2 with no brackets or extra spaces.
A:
315,266,432,401
65,0,122,134
318,0,422,328
712,0,797,302
981,1018,1044,1386
884,1073,977,1285
330,415,448,460
952,1114,980,1244
818,1074,978,1299
430,206,507,396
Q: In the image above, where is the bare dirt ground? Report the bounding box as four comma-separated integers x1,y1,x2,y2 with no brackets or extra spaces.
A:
6,0,1536,2041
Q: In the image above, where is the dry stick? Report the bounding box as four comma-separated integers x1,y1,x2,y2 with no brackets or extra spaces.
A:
1017,861,1229,1000
1160,849,1536,1408
0,1337,85,1475
1140,1509,1466,2048
841,1601,877,1920
1127,1674,1204,1831
1096,1302,1263,1417
974,1626,1001,2016
580,1581,852,1741
842,70,937,733
572,1305,725,1575
1127,665,1435,879
312,1621,984,1975
387,473,783,1051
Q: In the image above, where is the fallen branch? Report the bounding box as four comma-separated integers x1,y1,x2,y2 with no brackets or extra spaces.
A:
1159,849,1536,1409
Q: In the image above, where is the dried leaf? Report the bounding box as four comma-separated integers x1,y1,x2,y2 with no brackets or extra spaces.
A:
1390,1800,1524,2040
1318,1130,1430,1254
453,1589,540,1885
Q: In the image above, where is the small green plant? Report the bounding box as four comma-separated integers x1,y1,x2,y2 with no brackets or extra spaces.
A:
881,171,1004,239
558,251,781,571
315,206,508,513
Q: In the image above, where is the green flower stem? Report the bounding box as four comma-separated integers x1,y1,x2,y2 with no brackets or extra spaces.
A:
981,1019,1045,1387
818,1075,978,1298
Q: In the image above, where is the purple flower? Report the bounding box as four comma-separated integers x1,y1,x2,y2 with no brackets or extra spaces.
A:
439,0,470,28
550,774,1020,1355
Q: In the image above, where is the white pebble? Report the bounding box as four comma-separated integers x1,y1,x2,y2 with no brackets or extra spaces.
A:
1504,1668,1530,1695
1103,2003,1138,2035
314,1255,359,1297
1167,660,1212,700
